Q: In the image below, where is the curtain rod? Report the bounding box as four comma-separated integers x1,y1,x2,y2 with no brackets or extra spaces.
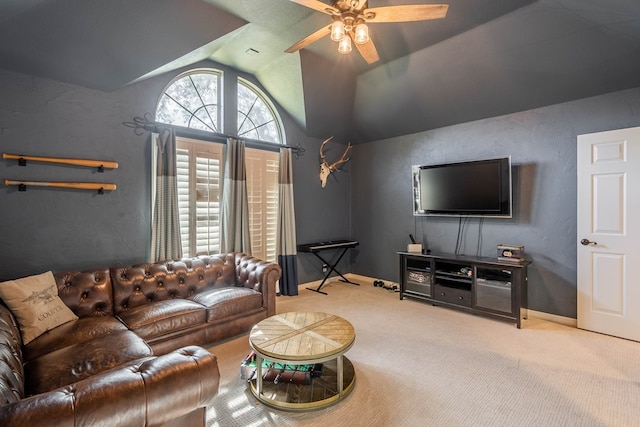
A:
123,114,306,158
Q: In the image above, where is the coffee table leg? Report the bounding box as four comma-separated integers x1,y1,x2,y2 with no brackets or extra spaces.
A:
256,354,263,396
337,355,343,396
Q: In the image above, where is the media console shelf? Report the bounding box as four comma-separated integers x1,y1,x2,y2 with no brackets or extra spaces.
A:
398,252,530,328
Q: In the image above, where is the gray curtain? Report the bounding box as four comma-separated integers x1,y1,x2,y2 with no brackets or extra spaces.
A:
150,128,183,262
220,137,251,253
277,147,299,296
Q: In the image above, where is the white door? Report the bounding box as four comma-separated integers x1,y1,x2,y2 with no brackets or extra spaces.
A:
577,126,640,342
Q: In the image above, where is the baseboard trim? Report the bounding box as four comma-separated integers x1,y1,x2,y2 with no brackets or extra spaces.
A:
299,274,380,290
527,309,577,327
345,273,381,284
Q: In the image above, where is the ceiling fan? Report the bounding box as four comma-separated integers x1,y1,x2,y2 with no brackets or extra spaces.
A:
286,0,449,64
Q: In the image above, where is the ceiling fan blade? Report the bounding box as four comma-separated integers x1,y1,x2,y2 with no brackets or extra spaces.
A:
365,4,449,23
354,36,380,64
285,25,332,53
290,0,339,15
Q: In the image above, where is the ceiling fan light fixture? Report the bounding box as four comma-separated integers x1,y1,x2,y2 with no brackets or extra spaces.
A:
354,23,369,44
338,35,352,54
331,21,345,41
286,1,449,65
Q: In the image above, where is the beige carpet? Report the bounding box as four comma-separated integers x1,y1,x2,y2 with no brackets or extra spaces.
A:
207,278,640,427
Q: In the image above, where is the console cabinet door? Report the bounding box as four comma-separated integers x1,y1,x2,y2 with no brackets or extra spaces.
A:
473,266,514,316
402,256,433,298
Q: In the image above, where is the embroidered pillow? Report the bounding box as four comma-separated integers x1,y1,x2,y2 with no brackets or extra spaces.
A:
0,271,78,344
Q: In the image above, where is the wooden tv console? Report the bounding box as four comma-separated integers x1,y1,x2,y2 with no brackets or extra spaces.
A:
398,252,530,328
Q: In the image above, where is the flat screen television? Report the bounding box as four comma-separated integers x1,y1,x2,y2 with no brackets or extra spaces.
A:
413,156,512,217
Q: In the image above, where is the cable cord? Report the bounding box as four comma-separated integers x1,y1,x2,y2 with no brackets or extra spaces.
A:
476,217,484,256
455,217,462,254
456,217,472,255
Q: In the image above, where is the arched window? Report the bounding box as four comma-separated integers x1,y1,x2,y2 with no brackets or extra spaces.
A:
154,69,284,262
155,70,285,145
237,77,283,144
156,70,221,133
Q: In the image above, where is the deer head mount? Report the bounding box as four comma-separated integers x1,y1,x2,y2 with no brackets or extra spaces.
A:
319,136,352,188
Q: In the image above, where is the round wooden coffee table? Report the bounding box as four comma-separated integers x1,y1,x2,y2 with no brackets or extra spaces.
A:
248,311,356,410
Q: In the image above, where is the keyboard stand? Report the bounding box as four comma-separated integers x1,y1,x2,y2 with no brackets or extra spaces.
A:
297,240,360,295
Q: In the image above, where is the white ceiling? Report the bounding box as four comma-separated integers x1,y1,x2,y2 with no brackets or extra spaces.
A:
1,0,639,142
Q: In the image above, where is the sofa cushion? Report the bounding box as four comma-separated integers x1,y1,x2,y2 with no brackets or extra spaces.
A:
23,330,153,396
23,316,128,361
191,287,263,321
116,299,207,341
0,272,78,345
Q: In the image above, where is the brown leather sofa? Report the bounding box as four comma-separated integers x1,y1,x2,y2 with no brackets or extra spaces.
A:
0,252,282,426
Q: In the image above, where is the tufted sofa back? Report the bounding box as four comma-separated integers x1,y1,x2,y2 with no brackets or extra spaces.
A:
0,303,24,405
110,255,240,315
53,269,114,318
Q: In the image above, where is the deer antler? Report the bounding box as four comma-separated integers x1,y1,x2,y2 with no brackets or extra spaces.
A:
319,136,334,164
328,143,352,171
319,136,352,188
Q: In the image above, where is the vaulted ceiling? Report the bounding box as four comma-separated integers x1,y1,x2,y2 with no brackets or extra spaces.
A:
1,0,639,143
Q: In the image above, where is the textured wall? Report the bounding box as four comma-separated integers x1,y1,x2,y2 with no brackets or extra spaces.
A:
350,86,640,318
0,69,155,278
2,63,638,317
0,65,350,284
292,134,353,285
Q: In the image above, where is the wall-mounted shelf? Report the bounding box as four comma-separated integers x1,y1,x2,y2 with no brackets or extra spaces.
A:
3,153,118,172
4,179,116,194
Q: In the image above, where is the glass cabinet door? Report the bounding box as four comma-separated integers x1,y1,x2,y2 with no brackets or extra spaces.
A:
404,257,432,297
474,267,513,314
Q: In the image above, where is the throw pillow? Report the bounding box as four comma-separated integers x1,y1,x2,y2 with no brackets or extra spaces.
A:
0,271,78,344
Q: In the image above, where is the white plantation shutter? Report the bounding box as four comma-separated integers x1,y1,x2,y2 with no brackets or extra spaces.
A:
176,146,191,253
246,148,279,262
175,138,279,260
176,137,223,257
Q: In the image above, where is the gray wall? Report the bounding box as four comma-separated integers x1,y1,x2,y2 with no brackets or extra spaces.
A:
292,137,353,285
350,86,640,318
2,62,639,319
0,65,351,283
0,69,153,277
